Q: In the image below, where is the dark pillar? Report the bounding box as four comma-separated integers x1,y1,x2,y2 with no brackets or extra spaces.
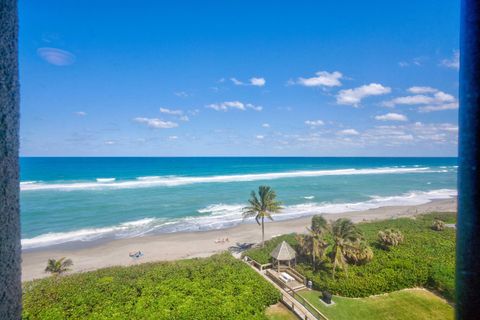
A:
457,0,480,318
0,0,21,319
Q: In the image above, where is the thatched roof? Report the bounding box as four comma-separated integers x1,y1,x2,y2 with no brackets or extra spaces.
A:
270,241,296,261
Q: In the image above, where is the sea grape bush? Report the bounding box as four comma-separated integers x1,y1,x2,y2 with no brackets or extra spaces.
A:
22,253,280,319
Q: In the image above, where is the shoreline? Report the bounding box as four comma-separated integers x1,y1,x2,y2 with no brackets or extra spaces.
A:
21,198,456,282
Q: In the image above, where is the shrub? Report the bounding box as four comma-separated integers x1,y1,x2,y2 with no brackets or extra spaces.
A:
378,228,404,248
343,241,374,265
23,253,280,319
432,219,446,231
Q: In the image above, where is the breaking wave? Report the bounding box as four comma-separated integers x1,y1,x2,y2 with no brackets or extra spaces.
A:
21,188,456,249
20,167,440,192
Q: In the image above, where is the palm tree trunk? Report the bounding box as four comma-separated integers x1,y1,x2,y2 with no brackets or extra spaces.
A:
332,259,336,279
332,246,338,279
261,216,265,247
312,242,316,271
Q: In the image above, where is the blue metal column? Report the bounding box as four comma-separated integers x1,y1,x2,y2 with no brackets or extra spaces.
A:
457,0,480,318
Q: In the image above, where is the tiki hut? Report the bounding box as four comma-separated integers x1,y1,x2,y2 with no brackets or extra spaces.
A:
270,241,297,270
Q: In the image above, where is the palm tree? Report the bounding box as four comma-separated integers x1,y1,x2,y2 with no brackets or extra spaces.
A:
343,240,374,265
243,186,282,247
330,218,362,278
297,215,329,270
307,215,329,270
45,257,73,276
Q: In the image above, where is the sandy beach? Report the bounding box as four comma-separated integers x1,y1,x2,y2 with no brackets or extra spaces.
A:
21,198,456,282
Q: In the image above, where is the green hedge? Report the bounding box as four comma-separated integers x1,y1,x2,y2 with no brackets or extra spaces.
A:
23,253,280,320
244,212,456,301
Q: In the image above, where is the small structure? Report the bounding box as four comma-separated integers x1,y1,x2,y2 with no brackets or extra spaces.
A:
270,241,297,271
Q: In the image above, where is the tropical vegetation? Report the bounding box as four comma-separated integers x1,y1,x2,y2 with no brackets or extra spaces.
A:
330,218,366,278
44,257,73,275
432,218,446,231
244,212,456,301
377,228,404,248
23,253,280,319
243,185,283,247
296,215,329,271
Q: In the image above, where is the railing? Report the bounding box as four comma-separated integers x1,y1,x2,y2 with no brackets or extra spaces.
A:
265,269,290,291
289,291,329,320
286,267,307,285
244,256,328,320
243,256,272,271
265,269,328,320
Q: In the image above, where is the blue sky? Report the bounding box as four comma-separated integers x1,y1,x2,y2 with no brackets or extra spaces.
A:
19,0,459,156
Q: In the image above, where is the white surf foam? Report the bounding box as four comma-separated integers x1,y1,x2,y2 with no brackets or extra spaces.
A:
96,178,116,183
21,167,436,191
20,181,38,185
304,196,315,200
22,217,159,250
21,188,456,249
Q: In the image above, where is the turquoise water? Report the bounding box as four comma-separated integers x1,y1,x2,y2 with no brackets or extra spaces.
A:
20,157,457,249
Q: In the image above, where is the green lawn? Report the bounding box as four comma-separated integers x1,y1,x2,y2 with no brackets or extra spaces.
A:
265,303,298,320
298,289,453,320
22,253,280,319
244,212,456,301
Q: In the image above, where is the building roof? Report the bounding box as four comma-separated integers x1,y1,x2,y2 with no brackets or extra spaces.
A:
270,241,296,261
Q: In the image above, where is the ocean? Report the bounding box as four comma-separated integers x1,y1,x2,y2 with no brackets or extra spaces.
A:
20,157,457,250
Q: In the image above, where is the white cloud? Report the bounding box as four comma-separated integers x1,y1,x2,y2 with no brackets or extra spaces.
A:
174,91,189,98
297,71,343,87
159,107,183,115
336,83,391,106
262,123,270,128
338,129,360,135
37,47,76,66
179,115,190,121
383,89,457,112
375,113,408,122
362,122,458,145
206,101,262,112
441,50,460,70
250,77,266,87
407,86,438,94
256,135,265,140
305,120,325,127
230,77,266,87
383,95,433,107
439,123,459,133
168,136,179,140
398,57,427,68
74,111,87,116
418,102,459,113
104,140,116,145
230,78,244,85
134,117,178,129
